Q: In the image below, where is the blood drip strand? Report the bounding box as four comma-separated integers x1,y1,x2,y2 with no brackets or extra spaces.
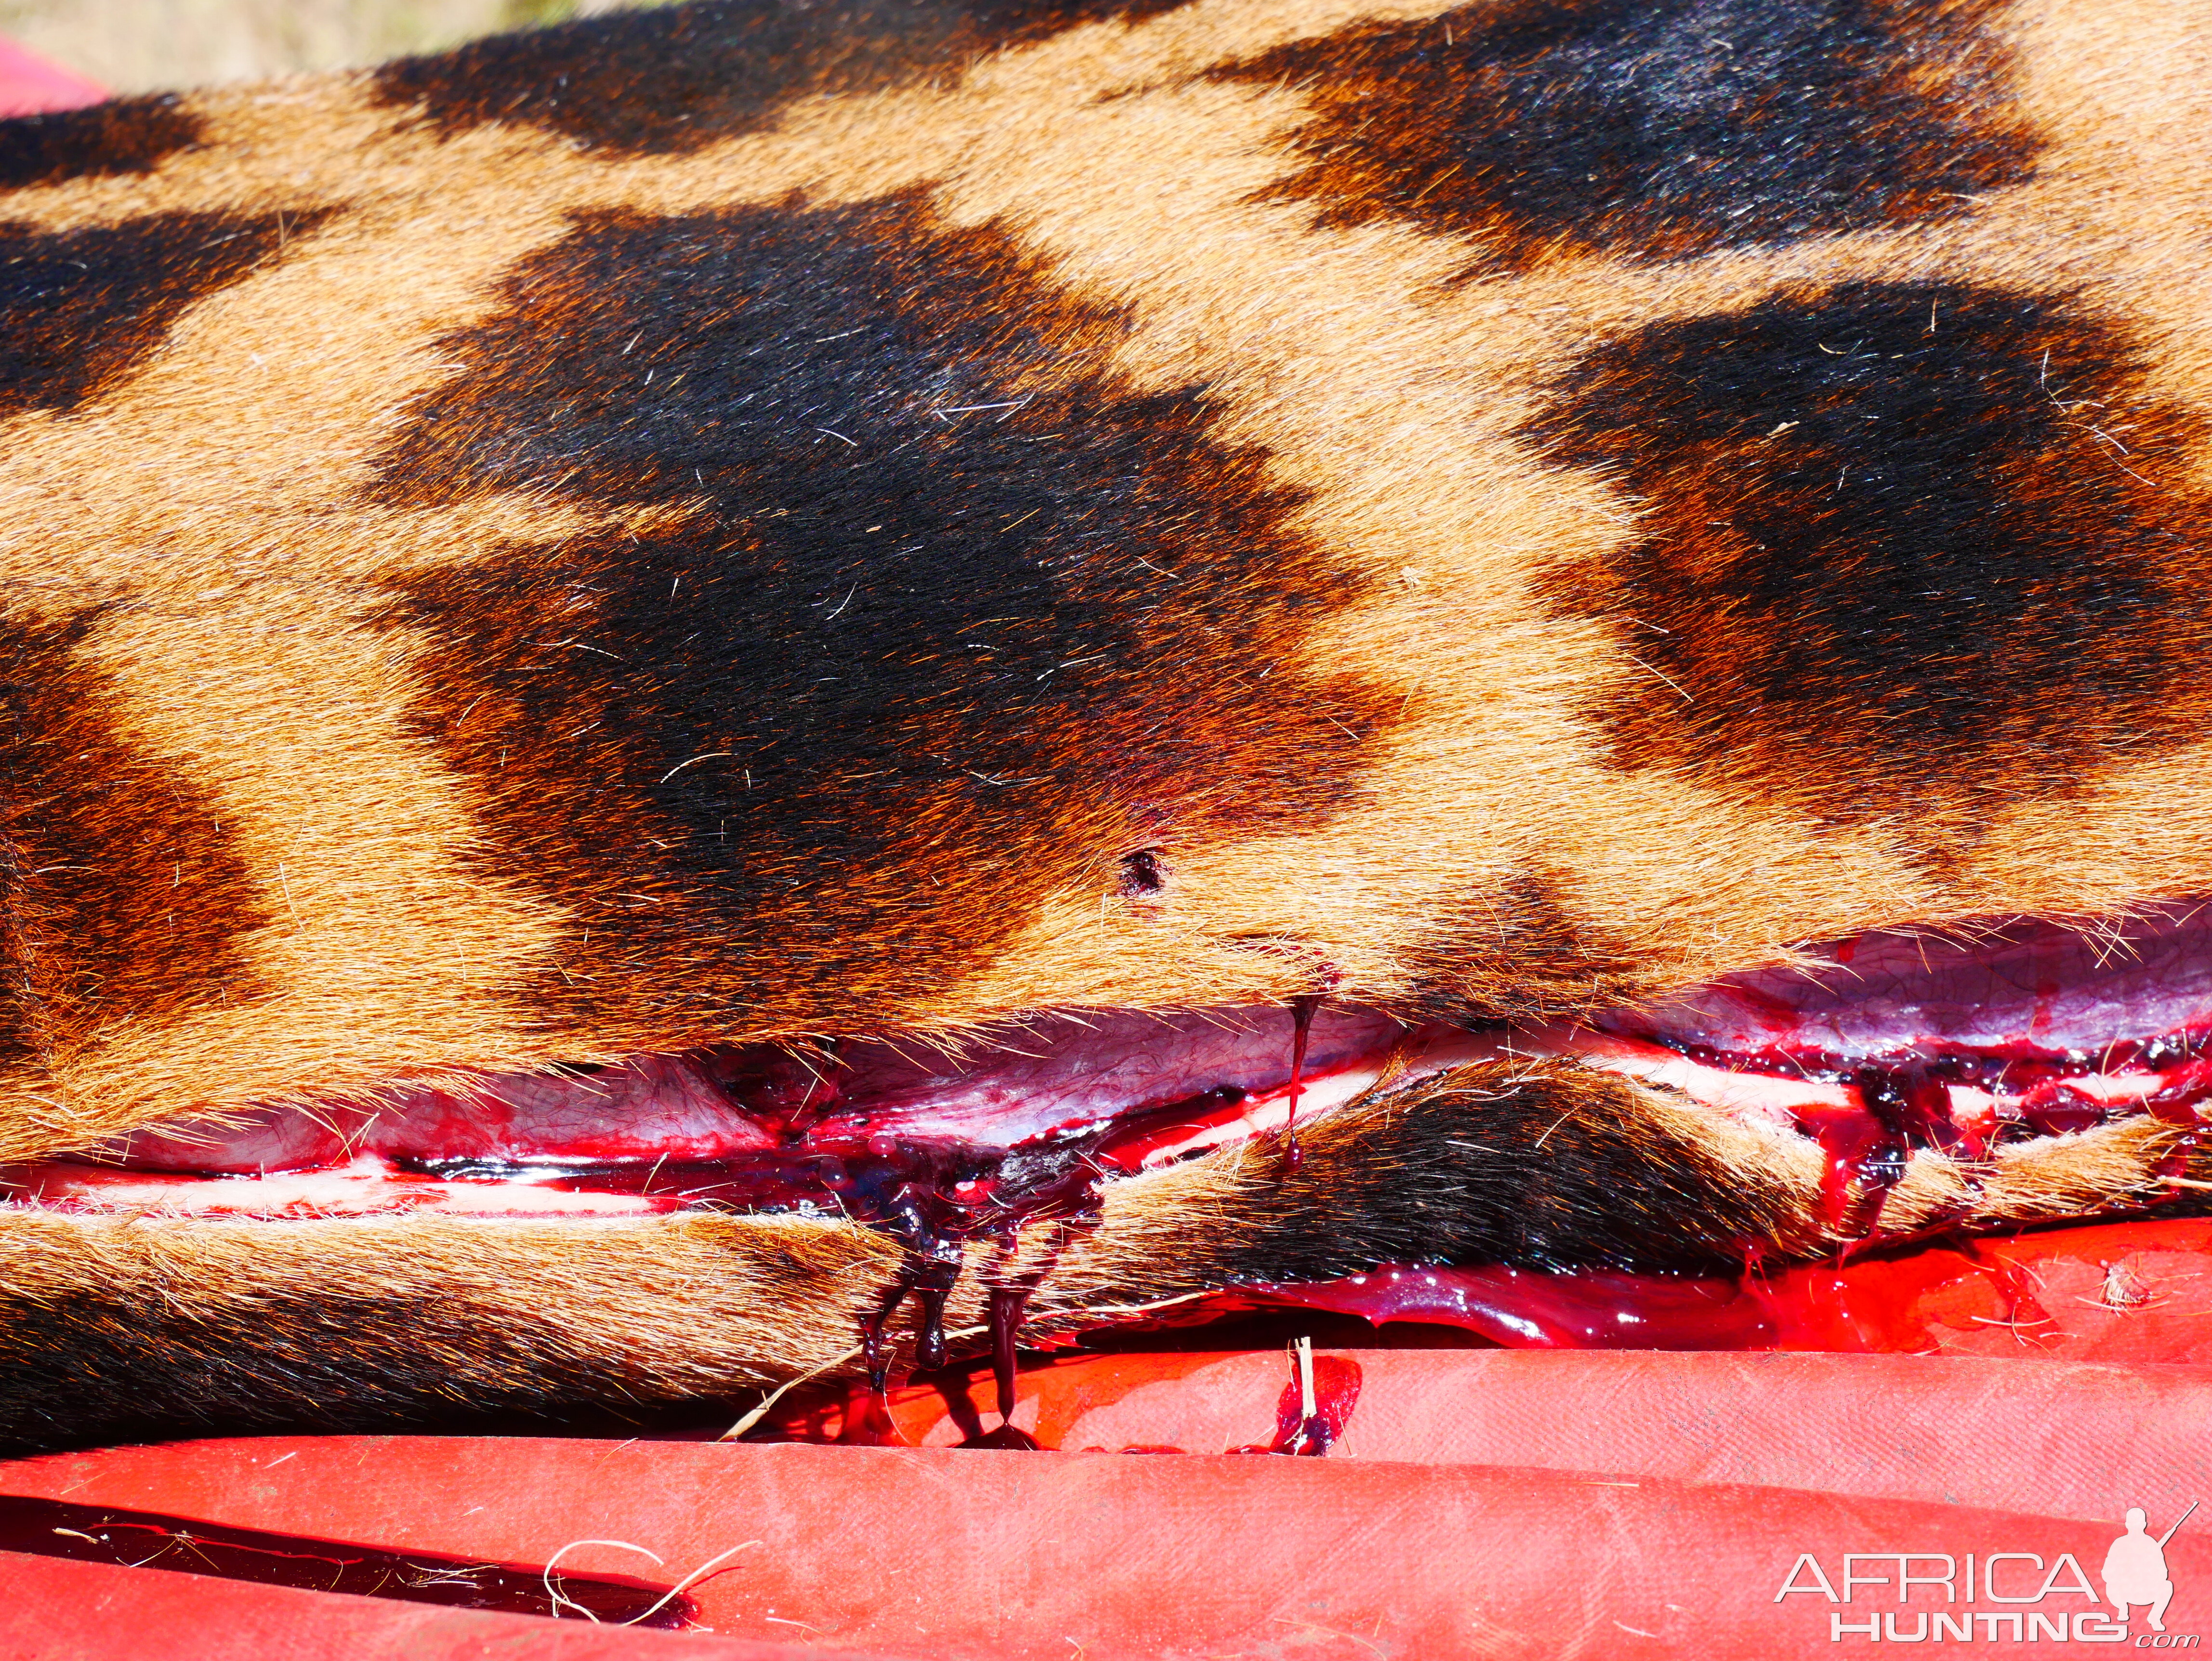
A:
1820,1064,1958,1240
861,1260,923,1394
958,1219,1081,1449
1806,1112,1902,1239
907,1250,962,1372
836,1139,1106,1397
957,1280,1047,1450
1281,995,1321,1172
862,1199,967,1385
989,1283,1031,1420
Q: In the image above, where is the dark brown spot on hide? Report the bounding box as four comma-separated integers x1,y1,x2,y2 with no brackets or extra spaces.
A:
0,209,334,418
0,94,203,192
370,189,1384,1035
1524,282,2212,823
1212,0,2038,270
372,0,1196,157
0,617,272,1046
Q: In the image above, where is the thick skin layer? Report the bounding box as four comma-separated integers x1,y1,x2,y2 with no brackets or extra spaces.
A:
5,1058,2196,1454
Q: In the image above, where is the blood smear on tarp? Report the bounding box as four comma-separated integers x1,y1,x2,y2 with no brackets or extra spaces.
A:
764,1217,2212,1446
1235,1215,2212,1360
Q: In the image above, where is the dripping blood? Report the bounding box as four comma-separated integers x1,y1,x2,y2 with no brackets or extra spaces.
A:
1604,1028,2212,1241
1281,995,1321,1172
989,1284,1031,1421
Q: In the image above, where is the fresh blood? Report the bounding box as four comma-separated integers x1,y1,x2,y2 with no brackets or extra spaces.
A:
1231,1355,1363,1455
1602,1026,2212,1239
1281,995,1321,1171
989,1284,1031,1420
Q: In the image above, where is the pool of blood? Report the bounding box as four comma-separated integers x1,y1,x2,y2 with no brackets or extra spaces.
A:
1225,1264,1778,1349
1202,1229,2146,1356
1231,1355,1362,1456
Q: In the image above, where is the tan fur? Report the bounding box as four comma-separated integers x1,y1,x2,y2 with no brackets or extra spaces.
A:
3,0,2208,1143
7,0,2212,1446
5,1062,2195,1444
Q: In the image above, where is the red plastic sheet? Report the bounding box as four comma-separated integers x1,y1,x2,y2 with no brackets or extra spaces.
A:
4,1414,2211,1659
0,32,102,114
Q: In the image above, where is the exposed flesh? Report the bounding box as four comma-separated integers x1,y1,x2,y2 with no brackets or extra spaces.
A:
6,904,2212,1388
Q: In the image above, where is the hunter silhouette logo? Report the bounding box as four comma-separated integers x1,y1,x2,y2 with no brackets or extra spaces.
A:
1777,1503,2200,1644
2108,1504,2197,1634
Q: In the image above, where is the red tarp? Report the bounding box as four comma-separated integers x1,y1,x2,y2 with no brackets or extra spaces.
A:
5,1420,2210,1660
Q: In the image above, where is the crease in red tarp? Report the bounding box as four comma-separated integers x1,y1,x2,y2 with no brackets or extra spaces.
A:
8,1432,2212,1661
